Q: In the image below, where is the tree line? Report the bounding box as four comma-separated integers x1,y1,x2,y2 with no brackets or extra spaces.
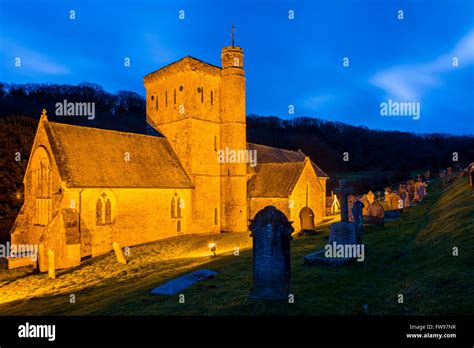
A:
0,82,473,242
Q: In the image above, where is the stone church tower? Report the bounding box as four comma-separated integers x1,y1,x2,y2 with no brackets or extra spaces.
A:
220,45,247,233
144,43,248,234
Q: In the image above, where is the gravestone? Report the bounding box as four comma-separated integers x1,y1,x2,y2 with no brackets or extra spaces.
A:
352,200,364,243
367,191,375,204
304,180,360,266
414,182,426,200
335,180,354,221
407,181,416,200
48,249,55,279
249,206,293,300
417,182,427,198
360,195,370,216
150,269,218,295
389,192,401,211
384,187,396,210
347,195,358,222
399,190,410,209
366,202,384,227
113,242,127,264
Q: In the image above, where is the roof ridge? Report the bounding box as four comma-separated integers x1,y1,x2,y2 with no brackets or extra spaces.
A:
144,55,221,80
248,142,303,154
47,121,166,140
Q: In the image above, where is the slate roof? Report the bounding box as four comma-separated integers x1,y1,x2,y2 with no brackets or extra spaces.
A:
246,143,328,177
43,122,193,188
247,161,306,198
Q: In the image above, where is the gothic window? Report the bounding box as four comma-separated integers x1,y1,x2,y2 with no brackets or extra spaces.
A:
96,199,103,225
171,197,176,218
31,147,52,226
177,198,182,218
105,199,112,224
96,193,114,225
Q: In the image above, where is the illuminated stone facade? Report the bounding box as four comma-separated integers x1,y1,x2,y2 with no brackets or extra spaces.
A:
10,44,328,272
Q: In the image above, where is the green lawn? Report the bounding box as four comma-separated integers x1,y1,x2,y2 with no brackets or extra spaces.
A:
0,177,472,315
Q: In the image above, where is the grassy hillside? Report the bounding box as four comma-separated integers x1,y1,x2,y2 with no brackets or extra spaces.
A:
0,178,472,315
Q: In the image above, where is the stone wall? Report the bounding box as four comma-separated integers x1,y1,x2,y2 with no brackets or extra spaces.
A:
289,161,326,232
64,187,193,258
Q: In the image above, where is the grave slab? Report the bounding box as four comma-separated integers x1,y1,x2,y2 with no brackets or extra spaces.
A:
150,269,218,295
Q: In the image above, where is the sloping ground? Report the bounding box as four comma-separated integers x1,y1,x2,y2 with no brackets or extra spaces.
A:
0,233,252,315
0,178,472,315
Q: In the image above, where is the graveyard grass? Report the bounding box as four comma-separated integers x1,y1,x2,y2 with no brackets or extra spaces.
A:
0,177,472,315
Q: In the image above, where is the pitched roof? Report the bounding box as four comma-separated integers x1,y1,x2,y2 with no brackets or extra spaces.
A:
144,56,221,82
247,161,306,198
246,142,327,177
43,122,193,188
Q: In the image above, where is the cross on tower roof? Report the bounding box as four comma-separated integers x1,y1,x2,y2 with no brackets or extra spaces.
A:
232,24,235,47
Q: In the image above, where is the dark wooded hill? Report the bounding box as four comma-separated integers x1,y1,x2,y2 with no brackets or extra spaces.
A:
1,82,473,242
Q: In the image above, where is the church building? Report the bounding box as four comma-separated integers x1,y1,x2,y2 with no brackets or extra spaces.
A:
9,43,328,272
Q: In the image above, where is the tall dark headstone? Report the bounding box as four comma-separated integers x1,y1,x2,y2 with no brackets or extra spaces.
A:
352,200,364,243
249,206,294,300
335,180,352,222
304,180,361,266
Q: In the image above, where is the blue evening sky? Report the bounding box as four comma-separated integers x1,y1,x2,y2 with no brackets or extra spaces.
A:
0,0,473,134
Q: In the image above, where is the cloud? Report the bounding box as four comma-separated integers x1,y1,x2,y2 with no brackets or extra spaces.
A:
303,93,335,109
370,30,474,101
0,37,70,75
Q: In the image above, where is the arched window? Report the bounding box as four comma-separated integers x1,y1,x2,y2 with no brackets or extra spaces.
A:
105,199,112,224
171,197,176,218
177,198,182,218
31,147,52,226
96,199,103,225
96,193,114,225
